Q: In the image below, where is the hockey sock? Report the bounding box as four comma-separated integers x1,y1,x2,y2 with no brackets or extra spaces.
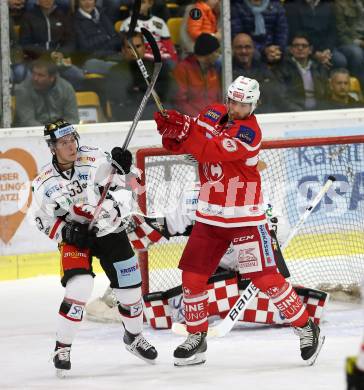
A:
182,271,209,333
56,274,94,345
253,273,309,327
113,287,143,335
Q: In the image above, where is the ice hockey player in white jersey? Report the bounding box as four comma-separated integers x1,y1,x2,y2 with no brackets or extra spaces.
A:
32,119,157,377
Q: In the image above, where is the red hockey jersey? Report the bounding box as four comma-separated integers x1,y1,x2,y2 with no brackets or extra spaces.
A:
163,103,266,227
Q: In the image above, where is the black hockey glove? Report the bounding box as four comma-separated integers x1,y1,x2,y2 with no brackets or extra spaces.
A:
111,148,132,175
62,222,97,249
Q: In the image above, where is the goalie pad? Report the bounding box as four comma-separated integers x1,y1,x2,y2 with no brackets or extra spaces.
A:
143,286,183,329
142,270,239,329
236,279,329,325
142,271,329,329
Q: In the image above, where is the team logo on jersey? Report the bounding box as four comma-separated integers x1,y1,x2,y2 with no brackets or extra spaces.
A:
152,20,163,29
236,126,255,144
203,162,224,182
222,138,238,152
203,109,221,123
236,242,262,273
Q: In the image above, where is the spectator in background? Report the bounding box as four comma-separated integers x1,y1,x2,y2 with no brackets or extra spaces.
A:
321,68,363,110
180,0,220,58
8,0,27,84
14,58,79,126
104,32,174,121
8,0,26,24
232,33,291,113
285,0,346,70
335,0,364,88
231,0,288,63
74,0,121,75
19,0,84,89
121,0,178,70
173,33,221,116
276,33,328,111
25,0,74,13
186,0,220,43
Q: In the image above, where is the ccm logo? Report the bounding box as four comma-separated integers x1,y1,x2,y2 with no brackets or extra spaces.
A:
233,235,254,243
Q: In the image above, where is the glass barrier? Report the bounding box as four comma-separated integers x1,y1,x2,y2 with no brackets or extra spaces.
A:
3,0,364,128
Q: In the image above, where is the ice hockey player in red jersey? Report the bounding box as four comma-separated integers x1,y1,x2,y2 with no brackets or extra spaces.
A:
32,119,157,377
154,76,323,367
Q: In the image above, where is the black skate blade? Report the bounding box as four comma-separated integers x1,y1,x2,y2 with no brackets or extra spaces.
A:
174,352,206,367
306,335,325,366
55,368,68,378
125,345,157,365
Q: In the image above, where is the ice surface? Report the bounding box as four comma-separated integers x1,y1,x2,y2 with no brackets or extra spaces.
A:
0,274,362,390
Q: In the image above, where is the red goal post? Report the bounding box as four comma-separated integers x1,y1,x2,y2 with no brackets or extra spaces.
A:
135,135,364,297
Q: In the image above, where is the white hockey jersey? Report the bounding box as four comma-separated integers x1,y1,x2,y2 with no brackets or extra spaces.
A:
120,15,177,62
31,146,132,242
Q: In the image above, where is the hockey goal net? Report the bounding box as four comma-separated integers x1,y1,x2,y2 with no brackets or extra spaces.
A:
135,135,364,299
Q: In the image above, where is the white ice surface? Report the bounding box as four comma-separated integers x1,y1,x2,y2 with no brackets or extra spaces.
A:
0,274,363,390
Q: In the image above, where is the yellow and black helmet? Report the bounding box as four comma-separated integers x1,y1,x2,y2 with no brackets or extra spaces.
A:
44,119,79,147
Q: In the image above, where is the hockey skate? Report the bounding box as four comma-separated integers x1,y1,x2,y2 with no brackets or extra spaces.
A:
294,318,325,366
53,342,71,378
346,356,364,390
174,332,207,367
123,329,158,364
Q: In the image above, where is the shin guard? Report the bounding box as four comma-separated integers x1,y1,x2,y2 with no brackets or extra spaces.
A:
114,287,143,335
56,275,93,345
253,273,308,327
182,271,209,333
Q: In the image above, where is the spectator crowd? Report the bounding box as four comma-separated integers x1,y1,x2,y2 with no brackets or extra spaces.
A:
5,0,364,127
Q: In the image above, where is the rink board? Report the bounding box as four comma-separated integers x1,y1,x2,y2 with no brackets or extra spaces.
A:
1,231,363,282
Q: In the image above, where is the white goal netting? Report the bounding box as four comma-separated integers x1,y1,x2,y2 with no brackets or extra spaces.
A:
136,136,364,298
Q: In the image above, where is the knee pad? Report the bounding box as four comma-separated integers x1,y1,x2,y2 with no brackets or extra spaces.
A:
60,275,94,322
252,273,308,326
65,274,94,302
182,271,209,296
114,287,143,318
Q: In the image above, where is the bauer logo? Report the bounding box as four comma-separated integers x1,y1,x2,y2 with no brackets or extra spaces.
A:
0,149,37,243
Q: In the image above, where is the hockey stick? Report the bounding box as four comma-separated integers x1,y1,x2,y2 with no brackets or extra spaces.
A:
89,34,163,230
127,0,165,112
172,175,336,337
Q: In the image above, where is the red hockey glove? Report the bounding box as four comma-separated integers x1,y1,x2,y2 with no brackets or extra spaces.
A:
154,110,191,142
